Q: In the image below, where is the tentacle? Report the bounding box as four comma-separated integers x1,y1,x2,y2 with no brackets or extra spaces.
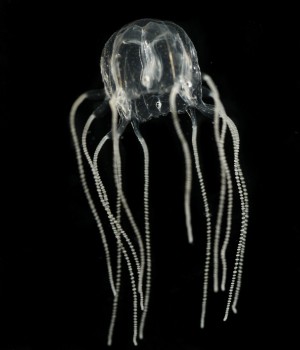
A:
92,125,148,343
103,107,146,305
110,97,142,345
222,116,248,320
188,109,212,329
92,134,123,347
107,229,123,346
131,120,152,340
220,144,234,293
213,106,228,293
203,74,249,321
204,80,233,292
82,115,140,278
226,122,249,314
200,86,234,293
92,130,145,310
170,84,193,243
115,136,122,225
114,135,146,302
232,164,249,313
107,138,124,346
90,129,144,346
69,91,116,296
107,245,140,346
81,112,141,345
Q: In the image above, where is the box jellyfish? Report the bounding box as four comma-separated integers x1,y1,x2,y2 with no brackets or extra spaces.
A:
69,19,249,346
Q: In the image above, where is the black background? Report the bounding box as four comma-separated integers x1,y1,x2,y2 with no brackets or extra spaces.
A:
1,1,300,349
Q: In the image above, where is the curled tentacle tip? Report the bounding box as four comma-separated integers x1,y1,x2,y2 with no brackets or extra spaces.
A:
232,306,237,314
133,339,138,346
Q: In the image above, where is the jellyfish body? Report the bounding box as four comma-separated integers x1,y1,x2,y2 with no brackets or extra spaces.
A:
70,19,249,346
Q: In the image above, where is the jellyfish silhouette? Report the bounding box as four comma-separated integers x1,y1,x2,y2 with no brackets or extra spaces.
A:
70,19,249,346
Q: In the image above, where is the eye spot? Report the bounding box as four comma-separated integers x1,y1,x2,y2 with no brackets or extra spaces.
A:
156,100,162,111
